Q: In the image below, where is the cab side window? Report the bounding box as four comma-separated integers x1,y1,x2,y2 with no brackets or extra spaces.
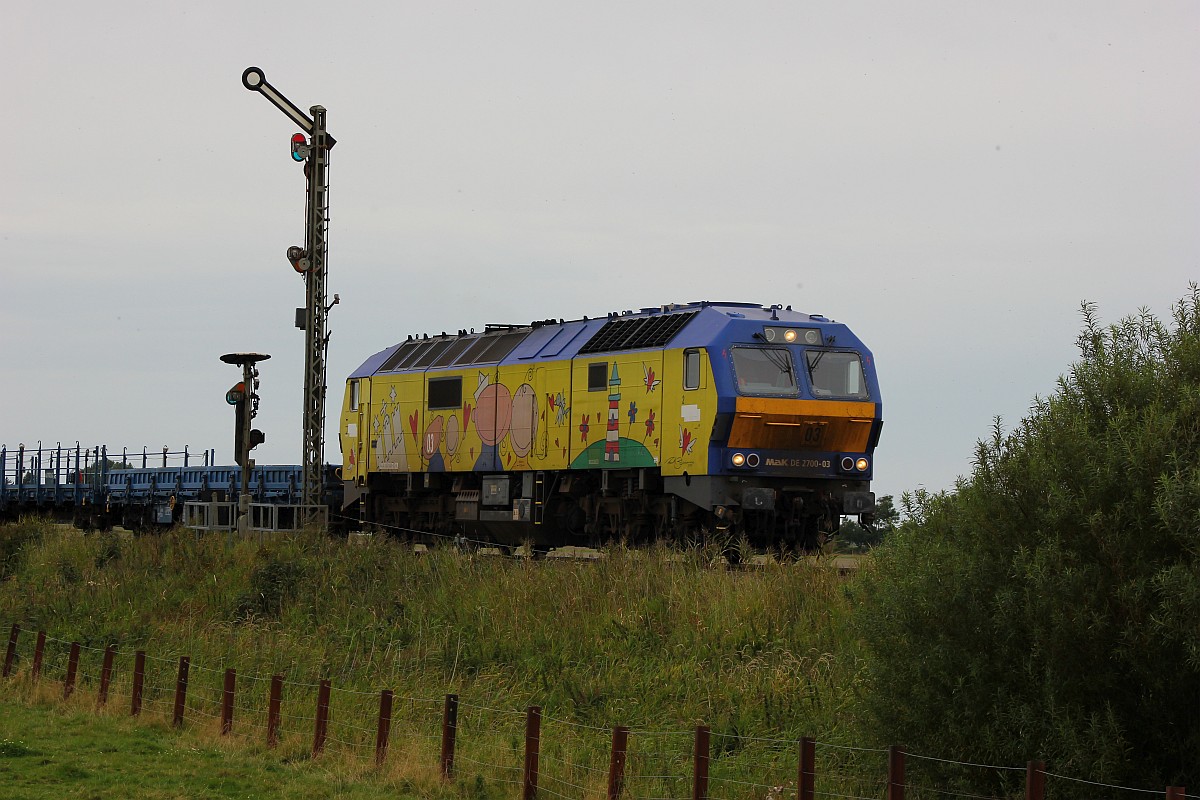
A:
428,376,463,409
588,363,608,391
684,350,700,390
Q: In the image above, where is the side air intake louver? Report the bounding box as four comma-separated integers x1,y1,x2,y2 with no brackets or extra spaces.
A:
578,311,698,354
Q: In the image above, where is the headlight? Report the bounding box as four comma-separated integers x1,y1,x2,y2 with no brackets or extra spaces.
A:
856,458,869,472
763,326,821,344
732,453,746,467
746,453,761,468
841,456,855,471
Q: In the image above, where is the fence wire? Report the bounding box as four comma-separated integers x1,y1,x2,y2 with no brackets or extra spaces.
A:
2,622,1195,800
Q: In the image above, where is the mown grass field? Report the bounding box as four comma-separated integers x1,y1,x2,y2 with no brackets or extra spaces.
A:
0,519,875,798
0,688,447,799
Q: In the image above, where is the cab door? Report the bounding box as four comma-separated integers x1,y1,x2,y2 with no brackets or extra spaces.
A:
340,378,368,485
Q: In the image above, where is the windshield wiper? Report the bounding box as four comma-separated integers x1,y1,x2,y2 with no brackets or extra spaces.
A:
808,350,826,373
762,347,792,376
807,335,835,374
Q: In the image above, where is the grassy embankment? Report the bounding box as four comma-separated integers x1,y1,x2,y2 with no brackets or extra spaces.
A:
0,519,877,798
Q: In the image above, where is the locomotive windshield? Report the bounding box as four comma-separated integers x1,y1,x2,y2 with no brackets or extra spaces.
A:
806,350,868,399
732,347,797,396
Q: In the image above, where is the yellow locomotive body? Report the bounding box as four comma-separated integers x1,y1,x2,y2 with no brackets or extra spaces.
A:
340,303,879,550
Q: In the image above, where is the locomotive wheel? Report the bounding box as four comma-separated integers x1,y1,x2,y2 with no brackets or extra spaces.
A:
549,497,587,538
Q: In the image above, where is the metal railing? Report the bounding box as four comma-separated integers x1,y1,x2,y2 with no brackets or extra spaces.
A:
183,501,328,533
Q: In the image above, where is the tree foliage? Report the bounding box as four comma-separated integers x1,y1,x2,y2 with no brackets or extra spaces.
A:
836,494,899,551
852,285,1200,788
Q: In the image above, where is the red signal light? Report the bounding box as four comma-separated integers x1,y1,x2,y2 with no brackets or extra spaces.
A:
290,133,309,162
226,382,246,405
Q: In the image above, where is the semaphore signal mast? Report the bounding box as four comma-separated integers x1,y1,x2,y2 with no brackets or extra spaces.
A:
240,67,338,517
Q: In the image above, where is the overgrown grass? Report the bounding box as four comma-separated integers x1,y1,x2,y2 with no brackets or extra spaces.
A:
0,519,870,797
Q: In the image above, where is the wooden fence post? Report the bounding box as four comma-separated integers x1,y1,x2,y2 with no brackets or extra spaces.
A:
98,644,115,707
312,679,331,757
221,668,236,735
172,656,190,727
607,726,629,800
31,631,46,682
797,736,815,800
887,745,905,800
1026,761,1045,800
267,674,283,748
131,650,146,716
2,623,18,678
523,706,542,800
375,689,393,766
267,681,283,748
441,693,459,780
63,642,80,699
693,725,710,800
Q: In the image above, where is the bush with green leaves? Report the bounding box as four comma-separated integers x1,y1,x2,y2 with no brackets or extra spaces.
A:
835,495,898,551
852,286,1200,789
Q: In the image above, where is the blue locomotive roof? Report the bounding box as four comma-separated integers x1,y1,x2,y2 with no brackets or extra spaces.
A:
348,301,866,379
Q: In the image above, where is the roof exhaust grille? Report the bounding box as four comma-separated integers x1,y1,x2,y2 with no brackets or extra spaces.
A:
578,310,698,354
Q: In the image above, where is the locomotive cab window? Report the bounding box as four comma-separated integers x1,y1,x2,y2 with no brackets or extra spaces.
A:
684,349,701,390
428,376,463,409
348,380,360,411
732,347,797,396
588,363,608,391
806,351,868,399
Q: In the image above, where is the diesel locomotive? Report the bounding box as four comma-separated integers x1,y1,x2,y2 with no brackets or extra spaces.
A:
339,301,882,550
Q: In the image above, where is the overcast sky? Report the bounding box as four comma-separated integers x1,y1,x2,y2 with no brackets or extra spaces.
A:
2,2,1196,503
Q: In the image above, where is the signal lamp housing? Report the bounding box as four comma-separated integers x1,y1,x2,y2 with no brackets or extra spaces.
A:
287,245,310,273
290,132,309,162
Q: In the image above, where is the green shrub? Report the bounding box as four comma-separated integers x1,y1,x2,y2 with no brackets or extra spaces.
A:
232,554,305,621
853,285,1200,789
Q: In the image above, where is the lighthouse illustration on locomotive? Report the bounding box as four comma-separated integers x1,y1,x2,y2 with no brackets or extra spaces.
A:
339,301,881,550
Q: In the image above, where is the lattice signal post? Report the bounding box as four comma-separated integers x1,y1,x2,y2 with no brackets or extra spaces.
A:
241,67,337,516
221,352,270,536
